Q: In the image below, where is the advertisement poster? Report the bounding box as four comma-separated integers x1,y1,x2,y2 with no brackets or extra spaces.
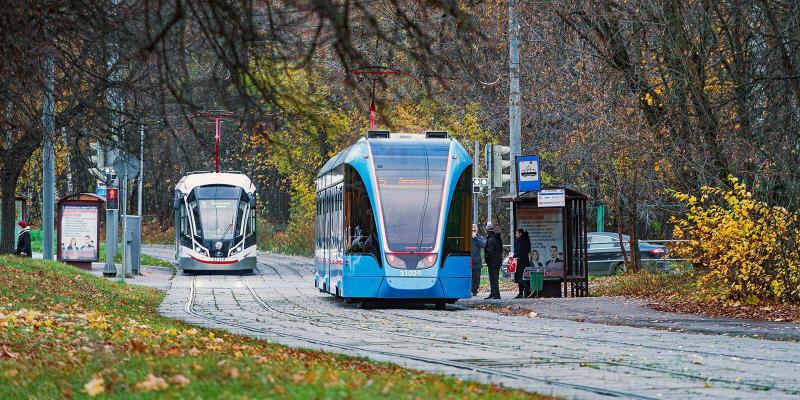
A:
60,204,99,261
517,206,564,278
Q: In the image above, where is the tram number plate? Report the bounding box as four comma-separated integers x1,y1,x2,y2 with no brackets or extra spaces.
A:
399,270,422,277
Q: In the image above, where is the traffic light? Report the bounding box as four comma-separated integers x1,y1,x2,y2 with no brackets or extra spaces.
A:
492,144,511,188
106,187,119,210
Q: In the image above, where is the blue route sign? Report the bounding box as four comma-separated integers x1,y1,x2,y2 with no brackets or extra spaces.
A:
516,155,541,192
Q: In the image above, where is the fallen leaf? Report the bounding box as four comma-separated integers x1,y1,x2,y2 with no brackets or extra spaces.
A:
224,367,240,379
135,373,169,392
5,369,18,378
84,377,105,397
169,374,191,387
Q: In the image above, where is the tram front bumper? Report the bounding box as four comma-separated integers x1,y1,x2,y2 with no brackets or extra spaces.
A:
179,256,256,272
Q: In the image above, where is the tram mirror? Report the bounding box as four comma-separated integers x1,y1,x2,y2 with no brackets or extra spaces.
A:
248,195,256,209
173,194,183,210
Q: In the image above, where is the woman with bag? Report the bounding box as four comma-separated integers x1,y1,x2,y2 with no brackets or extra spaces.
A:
513,229,531,298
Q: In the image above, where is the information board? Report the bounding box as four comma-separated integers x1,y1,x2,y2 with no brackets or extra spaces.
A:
516,206,565,278
59,203,100,262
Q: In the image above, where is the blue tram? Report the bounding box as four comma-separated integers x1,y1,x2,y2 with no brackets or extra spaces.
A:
314,131,473,307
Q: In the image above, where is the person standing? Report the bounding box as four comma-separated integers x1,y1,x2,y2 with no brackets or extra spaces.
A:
484,224,503,300
15,221,31,257
513,229,531,298
470,224,486,297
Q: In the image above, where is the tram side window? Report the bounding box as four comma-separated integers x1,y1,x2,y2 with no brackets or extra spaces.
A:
443,167,472,260
180,205,191,247
343,166,380,264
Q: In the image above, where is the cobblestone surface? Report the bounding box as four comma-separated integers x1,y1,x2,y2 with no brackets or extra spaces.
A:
143,245,800,399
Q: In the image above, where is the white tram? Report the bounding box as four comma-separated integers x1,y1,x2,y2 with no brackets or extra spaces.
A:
173,172,257,273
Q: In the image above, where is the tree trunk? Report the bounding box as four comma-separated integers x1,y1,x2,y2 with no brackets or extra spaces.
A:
0,174,19,254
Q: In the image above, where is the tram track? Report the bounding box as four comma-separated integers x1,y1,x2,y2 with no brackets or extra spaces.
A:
230,274,663,400
145,247,798,398
241,267,784,395
246,252,798,366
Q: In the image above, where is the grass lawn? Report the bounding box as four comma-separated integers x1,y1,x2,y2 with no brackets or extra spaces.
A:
0,256,552,399
29,229,172,270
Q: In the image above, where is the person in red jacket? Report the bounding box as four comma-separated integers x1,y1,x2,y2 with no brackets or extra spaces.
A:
15,221,32,257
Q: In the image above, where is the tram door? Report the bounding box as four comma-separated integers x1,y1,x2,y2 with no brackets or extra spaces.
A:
323,187,331,291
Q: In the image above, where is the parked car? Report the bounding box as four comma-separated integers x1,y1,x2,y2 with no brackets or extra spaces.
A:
587,232,669,275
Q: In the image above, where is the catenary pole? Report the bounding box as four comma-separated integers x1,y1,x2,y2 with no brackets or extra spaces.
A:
508,0,521,253
473,140,479,224
138,124,143,216
487,144,493,226
42,51,56,260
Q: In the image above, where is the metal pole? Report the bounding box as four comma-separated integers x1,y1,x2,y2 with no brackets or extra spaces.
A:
473,140,479,224
508,0,521,252
138,124,143,216
120,164,127,281
214,118,221,173
487,144,493,225
42,51,56,260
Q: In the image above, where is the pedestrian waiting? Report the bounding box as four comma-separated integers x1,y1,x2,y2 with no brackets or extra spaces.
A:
15,220,31,257
484,223,503,299
513,229,531,298
470,224,485,297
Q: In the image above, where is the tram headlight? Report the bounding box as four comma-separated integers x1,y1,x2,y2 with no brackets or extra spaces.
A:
230,246,241,256
417,254,438,269
386,253,406,269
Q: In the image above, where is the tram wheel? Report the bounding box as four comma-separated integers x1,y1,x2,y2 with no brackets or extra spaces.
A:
434,301,447,310
359,301,372,310
239,269,253,275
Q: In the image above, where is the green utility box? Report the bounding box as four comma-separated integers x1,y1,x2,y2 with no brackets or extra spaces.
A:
529,271,544,292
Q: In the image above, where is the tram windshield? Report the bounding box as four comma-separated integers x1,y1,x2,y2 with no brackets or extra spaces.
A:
190,186,243,241
371,141,450,252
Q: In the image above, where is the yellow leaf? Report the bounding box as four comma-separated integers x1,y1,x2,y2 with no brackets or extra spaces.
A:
135,374,169,392
84,377,105,397
169,374,191,387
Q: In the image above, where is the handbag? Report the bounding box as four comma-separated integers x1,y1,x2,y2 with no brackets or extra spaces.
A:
506,256,517,273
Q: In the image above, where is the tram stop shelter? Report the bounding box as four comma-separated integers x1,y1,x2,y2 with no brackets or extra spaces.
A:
57,193,104,270
500,187,589,297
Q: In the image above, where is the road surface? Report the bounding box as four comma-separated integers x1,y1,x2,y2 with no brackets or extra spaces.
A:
142,245,800,399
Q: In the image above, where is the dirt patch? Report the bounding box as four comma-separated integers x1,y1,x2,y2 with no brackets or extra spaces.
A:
472,304,538,317
647,298,800,323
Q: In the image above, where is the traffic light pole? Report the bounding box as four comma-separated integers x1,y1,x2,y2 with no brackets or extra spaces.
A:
103,181,118,277
508,0,521,253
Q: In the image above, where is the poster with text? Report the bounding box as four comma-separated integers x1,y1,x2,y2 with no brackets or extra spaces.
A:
516,206,564,278
59,204,99,261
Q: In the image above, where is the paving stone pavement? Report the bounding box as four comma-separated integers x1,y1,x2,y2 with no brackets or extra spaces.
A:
142,245,800,399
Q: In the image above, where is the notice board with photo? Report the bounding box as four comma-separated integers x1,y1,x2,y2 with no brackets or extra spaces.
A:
516,205,565,278
58,202,100,262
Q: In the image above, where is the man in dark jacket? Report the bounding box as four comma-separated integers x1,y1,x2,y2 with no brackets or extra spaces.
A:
470,224,485,296
484,224,503,299
15,221,32,257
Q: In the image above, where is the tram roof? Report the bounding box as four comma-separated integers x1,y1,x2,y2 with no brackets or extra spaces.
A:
175,172,256,194
316,136,462,178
